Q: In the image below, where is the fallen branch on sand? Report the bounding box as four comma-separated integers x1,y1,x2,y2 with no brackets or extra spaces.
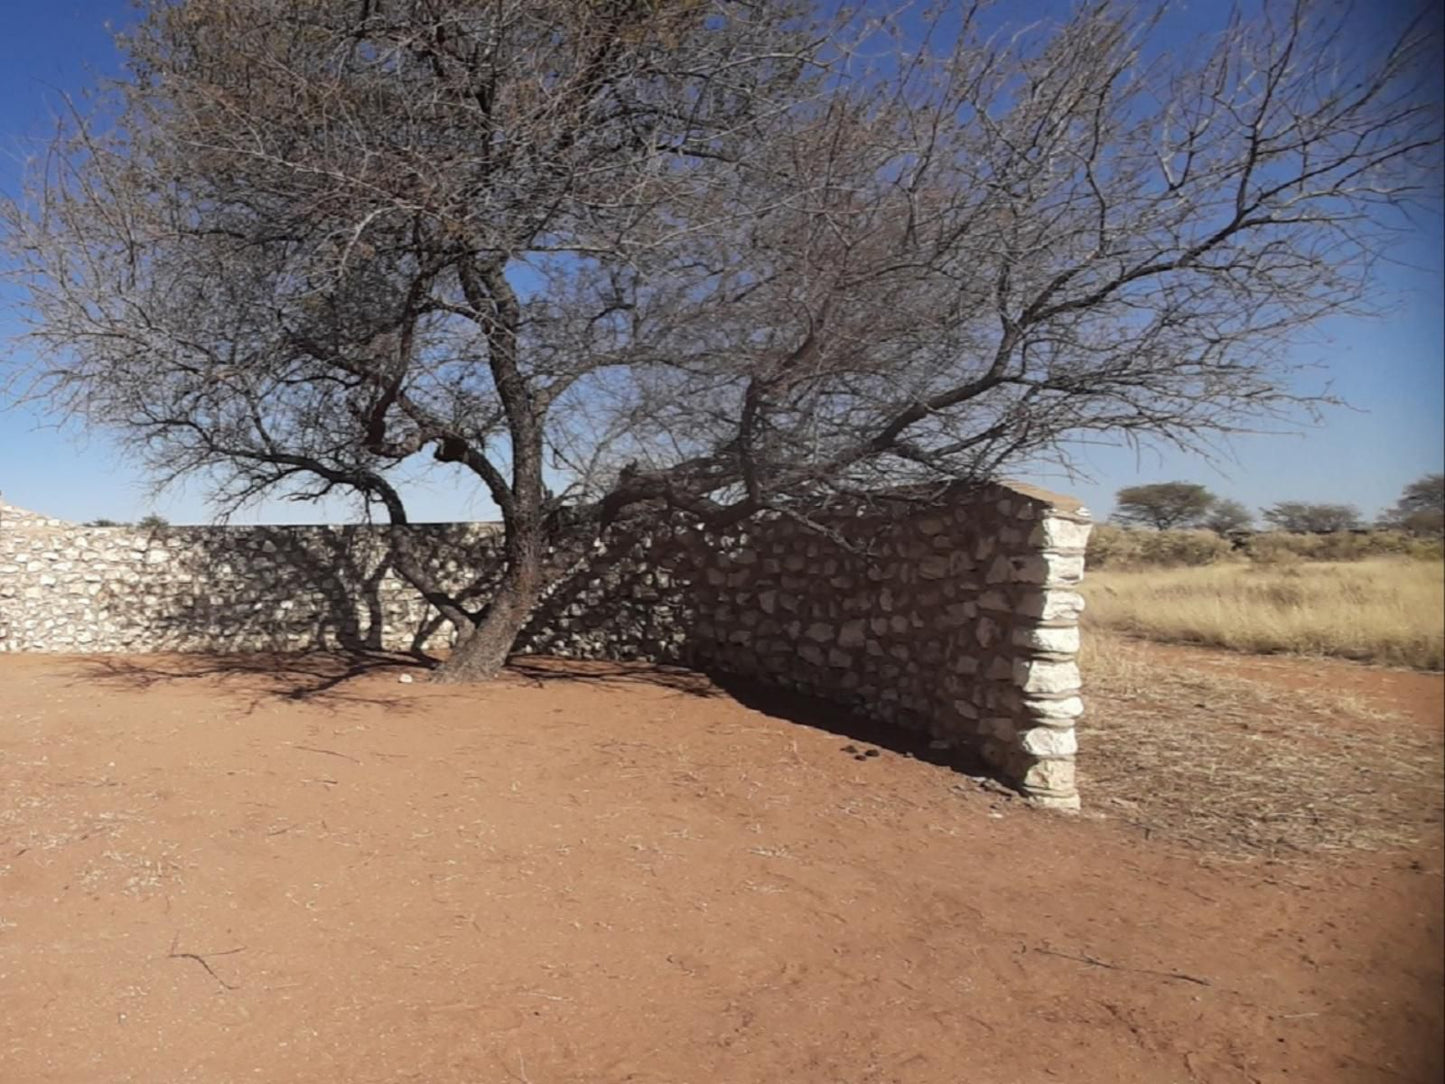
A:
167,933,245,991
288,743,361,764
1034,946,1213,987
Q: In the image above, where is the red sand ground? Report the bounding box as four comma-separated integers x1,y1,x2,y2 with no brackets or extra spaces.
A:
1,648,1441,1084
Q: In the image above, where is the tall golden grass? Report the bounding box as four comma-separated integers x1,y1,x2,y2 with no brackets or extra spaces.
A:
1082,558,1445,670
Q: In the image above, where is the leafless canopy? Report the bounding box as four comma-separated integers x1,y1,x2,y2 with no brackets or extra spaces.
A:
3,0,1439,677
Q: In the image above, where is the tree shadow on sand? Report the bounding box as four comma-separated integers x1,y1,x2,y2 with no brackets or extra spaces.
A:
505,656,722,696
70,649,720,710
70,650,1015,792
72,649,434,712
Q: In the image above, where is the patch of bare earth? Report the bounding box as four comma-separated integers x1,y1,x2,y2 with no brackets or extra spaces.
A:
1,644,1440,1084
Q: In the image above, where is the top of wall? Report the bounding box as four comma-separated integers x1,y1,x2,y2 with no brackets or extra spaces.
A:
995,480,1092,520
0,500,71,529
0,479,1090,533
0,503,503,534
803,480,1091,524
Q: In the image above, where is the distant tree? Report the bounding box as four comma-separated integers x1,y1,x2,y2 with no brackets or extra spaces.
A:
1203,499,1254,535
1379,473,1445,537
1261,501,1361,533
84,518,125,527
136,513,170,530
1112,483,1217,530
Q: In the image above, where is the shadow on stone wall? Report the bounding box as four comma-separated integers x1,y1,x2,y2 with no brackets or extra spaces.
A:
515,521,697,661
114,523,503,656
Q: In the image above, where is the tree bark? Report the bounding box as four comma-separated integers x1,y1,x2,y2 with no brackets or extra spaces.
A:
430,521,544,682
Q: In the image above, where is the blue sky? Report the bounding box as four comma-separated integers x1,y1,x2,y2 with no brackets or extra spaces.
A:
0,0,1440,526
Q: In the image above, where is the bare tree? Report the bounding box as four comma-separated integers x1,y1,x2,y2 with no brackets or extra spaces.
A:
1379,473,1445,536
3,0,1440,680
1203,499,1255,536
1262,501,1363,533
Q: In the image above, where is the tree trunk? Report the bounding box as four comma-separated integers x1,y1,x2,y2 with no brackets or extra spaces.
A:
434,259,548,683
430,521,544,683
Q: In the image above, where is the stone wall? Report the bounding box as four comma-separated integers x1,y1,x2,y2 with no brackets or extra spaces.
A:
0,484,1092,807
0,512,496,654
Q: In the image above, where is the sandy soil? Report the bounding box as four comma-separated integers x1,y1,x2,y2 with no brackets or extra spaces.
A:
1,648,1441,1084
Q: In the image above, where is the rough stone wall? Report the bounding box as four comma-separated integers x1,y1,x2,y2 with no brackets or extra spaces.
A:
0,515,497,654
0,483,1092,806
524,483,1093,807
0,500,69,529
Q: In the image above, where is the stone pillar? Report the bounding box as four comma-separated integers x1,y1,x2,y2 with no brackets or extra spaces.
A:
1007,499,1092,809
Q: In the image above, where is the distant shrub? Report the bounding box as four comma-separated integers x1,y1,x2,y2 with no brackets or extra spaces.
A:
1409,537,1445,561
1086,524,1143,568
1087,525,1231,568
1090,525,1440,570
1244,532,1316,566
1244,530,1443,565
1136,529,1232,567
1315,531,1402,561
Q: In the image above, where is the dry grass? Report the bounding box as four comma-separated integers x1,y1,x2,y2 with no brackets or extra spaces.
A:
1080,633,1445,859
1082,558,1445,670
